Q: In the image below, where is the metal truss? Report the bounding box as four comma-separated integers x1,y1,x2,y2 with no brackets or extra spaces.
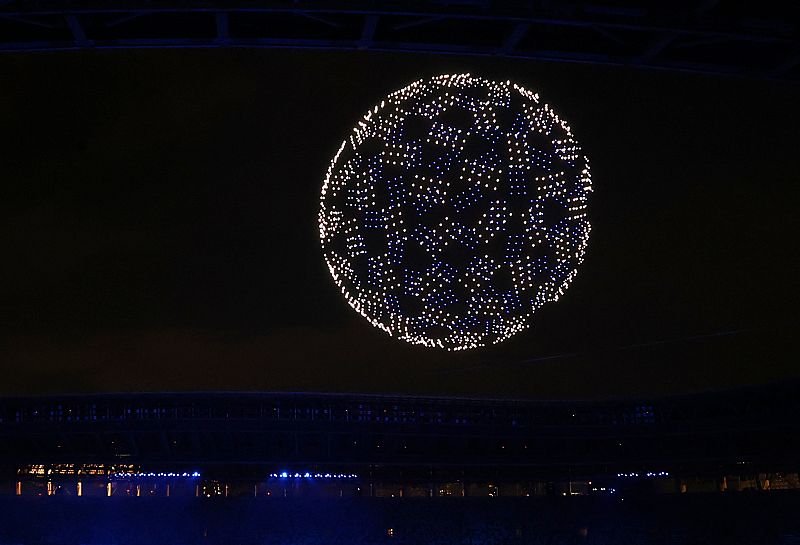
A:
0,1,797,81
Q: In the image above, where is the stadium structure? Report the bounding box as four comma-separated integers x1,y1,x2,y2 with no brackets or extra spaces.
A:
1,1,799,542
0,0,798,82
2,381,798,499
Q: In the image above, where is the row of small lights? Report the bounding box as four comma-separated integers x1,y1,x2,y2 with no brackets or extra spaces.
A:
112,472,201,478
111,471,662,480
269,472,358,479
617,471,670,478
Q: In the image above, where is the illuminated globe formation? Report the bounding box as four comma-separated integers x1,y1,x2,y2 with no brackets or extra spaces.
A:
319,74,592,350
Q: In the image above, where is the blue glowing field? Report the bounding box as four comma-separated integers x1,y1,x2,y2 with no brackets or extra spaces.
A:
1,494,799,545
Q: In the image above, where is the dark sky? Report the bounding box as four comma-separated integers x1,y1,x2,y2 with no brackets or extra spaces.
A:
0,49,798,399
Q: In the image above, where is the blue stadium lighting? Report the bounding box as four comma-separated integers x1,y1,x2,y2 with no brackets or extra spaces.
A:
319,73,592,350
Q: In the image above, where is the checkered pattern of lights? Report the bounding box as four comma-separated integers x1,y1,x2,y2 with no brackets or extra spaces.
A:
319,74,592,350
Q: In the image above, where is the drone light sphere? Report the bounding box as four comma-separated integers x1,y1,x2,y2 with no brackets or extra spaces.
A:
319,74,592,351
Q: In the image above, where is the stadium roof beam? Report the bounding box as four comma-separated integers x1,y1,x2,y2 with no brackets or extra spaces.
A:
215,11,230,46
358,14,379,49
500,22,529,55
769,48,800,76
0,1,795,81
64,14,91,48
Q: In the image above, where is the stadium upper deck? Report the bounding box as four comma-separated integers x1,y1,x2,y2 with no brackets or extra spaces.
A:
1,381,797,487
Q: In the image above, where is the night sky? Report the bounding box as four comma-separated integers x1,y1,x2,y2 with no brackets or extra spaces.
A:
1,49,798,399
